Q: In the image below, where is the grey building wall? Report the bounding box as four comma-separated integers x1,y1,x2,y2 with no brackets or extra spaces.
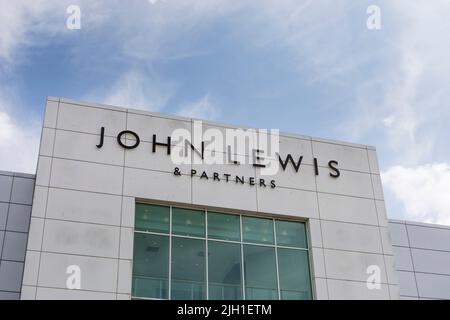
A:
20,97,399,300
389,219,450,300
0,171,35,300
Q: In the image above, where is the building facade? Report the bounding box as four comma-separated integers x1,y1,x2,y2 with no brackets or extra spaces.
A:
0,97,448,299
390,220,450,299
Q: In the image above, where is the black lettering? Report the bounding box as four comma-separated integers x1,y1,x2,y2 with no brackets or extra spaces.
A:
185,140,204,159
259,179,266,187
191,169,197,177
200,171,209,179
152,134,171,155
270,180,276,188
328,160,340,178
117,130,140,149
249,177,255,186
314,157,319,175
224,174,231,182
252,149,266,168
235,176,245,184
96,126,105,148
213,172,220,181
227,145,240,165
278,154,303,172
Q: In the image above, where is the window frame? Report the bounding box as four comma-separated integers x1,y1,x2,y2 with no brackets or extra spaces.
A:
131,202,313,300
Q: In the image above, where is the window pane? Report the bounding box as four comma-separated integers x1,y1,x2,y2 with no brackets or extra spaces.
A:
242,217,274,244
208,212,240,241
243,245,278,300
275,220,307,248
172,208,205,237
208,241,242,300
171,237,206,299
132,233,169,299
135,203,169,233
277,248,312,300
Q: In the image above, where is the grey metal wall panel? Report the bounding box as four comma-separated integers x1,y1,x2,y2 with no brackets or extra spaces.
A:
0,203,8,230
0,175,13,202
0,231,4,258
6,204,31,233
415,273,450,299
392,246,413,271
2,232,28,262
0,172,35,300
0,261,24,292
390,219,450,300
397,271,418,297
389,222,409,247
407,224,450,252
0,291,20,300
411,248,450,276
10,177,34,206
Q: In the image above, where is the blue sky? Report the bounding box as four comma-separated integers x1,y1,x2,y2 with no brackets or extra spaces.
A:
1,0,450,225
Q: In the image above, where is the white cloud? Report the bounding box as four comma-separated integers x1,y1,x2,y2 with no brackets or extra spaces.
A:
343,1,450,164
0,94,40,174
382,116,395,127
115,0,244,62
98,69,175,111
246,1,450,168
0,0,49,64
382,163,450,226
176,95,220,120
0,0,111,67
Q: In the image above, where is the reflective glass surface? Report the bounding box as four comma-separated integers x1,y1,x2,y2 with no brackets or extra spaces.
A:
208,212,240,241
277,248,312,300
172,207,205,237
171,237,206,299
242,216,274,244
132,233,169,299
275,220,307,248
135,203,169,233
132,203,312,300
208,241,243,299
243,245,278,299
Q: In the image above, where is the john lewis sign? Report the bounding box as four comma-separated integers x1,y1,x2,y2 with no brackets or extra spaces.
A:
95,123,340,189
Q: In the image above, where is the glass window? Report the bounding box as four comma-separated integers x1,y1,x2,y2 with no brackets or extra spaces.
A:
171,237,206,299
135,203,169,233
172,208,205,237
207,212,240,241
208,241,242,300
243,245,278,299
132,203,312,300
132,233,169,299
275,220,307,248
277,248,312,300
242,216,274,244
